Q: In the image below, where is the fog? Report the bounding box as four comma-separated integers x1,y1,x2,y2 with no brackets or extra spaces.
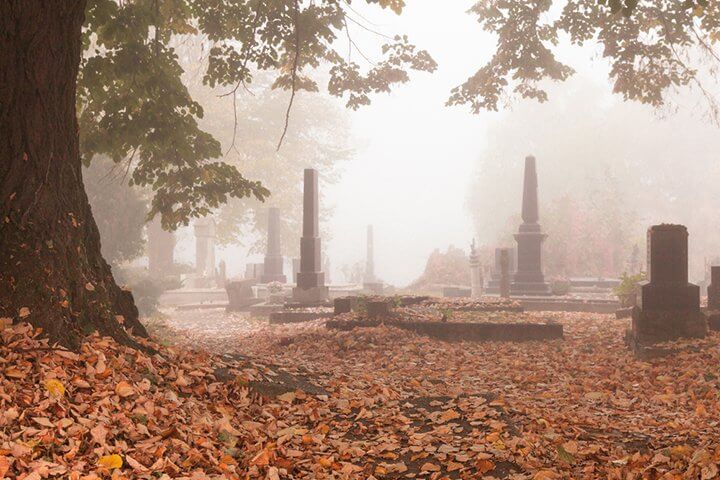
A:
99,1,720,287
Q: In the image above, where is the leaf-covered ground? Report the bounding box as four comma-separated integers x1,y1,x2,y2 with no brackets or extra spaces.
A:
2,310,720,479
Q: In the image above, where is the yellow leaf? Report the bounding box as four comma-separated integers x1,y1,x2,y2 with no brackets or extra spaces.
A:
45,379,65,398
98,454,123,469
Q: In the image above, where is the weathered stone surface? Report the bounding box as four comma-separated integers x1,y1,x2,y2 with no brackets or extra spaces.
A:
293,169,328,303
326,319,563,342
225,279,257,311
261,207,286,284
630,224,706,348
708,266,720,310
511,156,551,295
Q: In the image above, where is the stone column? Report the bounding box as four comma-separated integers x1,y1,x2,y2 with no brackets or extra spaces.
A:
469,239,483,299
147,218,175,278
293,169,329,303
708,266,720,310
511,155,551,295
260,207,287,283
500,249,511,299
631,224,706,347
364,225,375,282
194,218,216,279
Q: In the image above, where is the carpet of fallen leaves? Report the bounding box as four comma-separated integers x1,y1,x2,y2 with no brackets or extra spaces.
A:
2,309,720,479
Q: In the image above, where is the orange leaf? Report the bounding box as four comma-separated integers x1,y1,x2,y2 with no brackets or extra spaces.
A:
98,454,123,469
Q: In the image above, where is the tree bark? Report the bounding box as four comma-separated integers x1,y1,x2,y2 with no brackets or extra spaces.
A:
0,0,148,349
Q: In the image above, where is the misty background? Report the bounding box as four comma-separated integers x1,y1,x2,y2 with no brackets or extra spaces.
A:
86,1,720,286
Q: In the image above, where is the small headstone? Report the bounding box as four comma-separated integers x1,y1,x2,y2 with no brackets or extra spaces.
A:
367,300,391,319
500,249,511,299
469,239,483,299
630,224,706,349
226,279,257,311
334,297,358,315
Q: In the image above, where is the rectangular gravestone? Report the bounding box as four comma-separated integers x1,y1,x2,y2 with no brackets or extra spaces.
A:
630,224,706,349
708,266,720,310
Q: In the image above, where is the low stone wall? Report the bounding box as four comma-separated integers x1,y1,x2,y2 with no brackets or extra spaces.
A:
325,319,563,342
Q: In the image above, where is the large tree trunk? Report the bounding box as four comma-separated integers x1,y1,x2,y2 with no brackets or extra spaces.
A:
0,1,148,349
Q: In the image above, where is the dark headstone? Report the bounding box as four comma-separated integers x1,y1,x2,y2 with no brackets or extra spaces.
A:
293,169,329,303
334,297,358,315
511,156,551,295
260,207,286,283
367,300,391,319
630,224,706,348
708,266,720,310
499,249,511,299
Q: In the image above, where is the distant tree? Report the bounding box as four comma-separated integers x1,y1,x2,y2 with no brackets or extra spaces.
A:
188,72,351,256
450,0,720,120
0,1,435,348
84,157,148,266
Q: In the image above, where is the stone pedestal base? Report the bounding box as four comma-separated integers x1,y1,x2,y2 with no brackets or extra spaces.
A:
292,286,329,304
630,307,707,346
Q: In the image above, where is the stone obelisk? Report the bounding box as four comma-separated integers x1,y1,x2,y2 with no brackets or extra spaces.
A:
260,207,286,283
511,155,551,295
292,169,329,303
